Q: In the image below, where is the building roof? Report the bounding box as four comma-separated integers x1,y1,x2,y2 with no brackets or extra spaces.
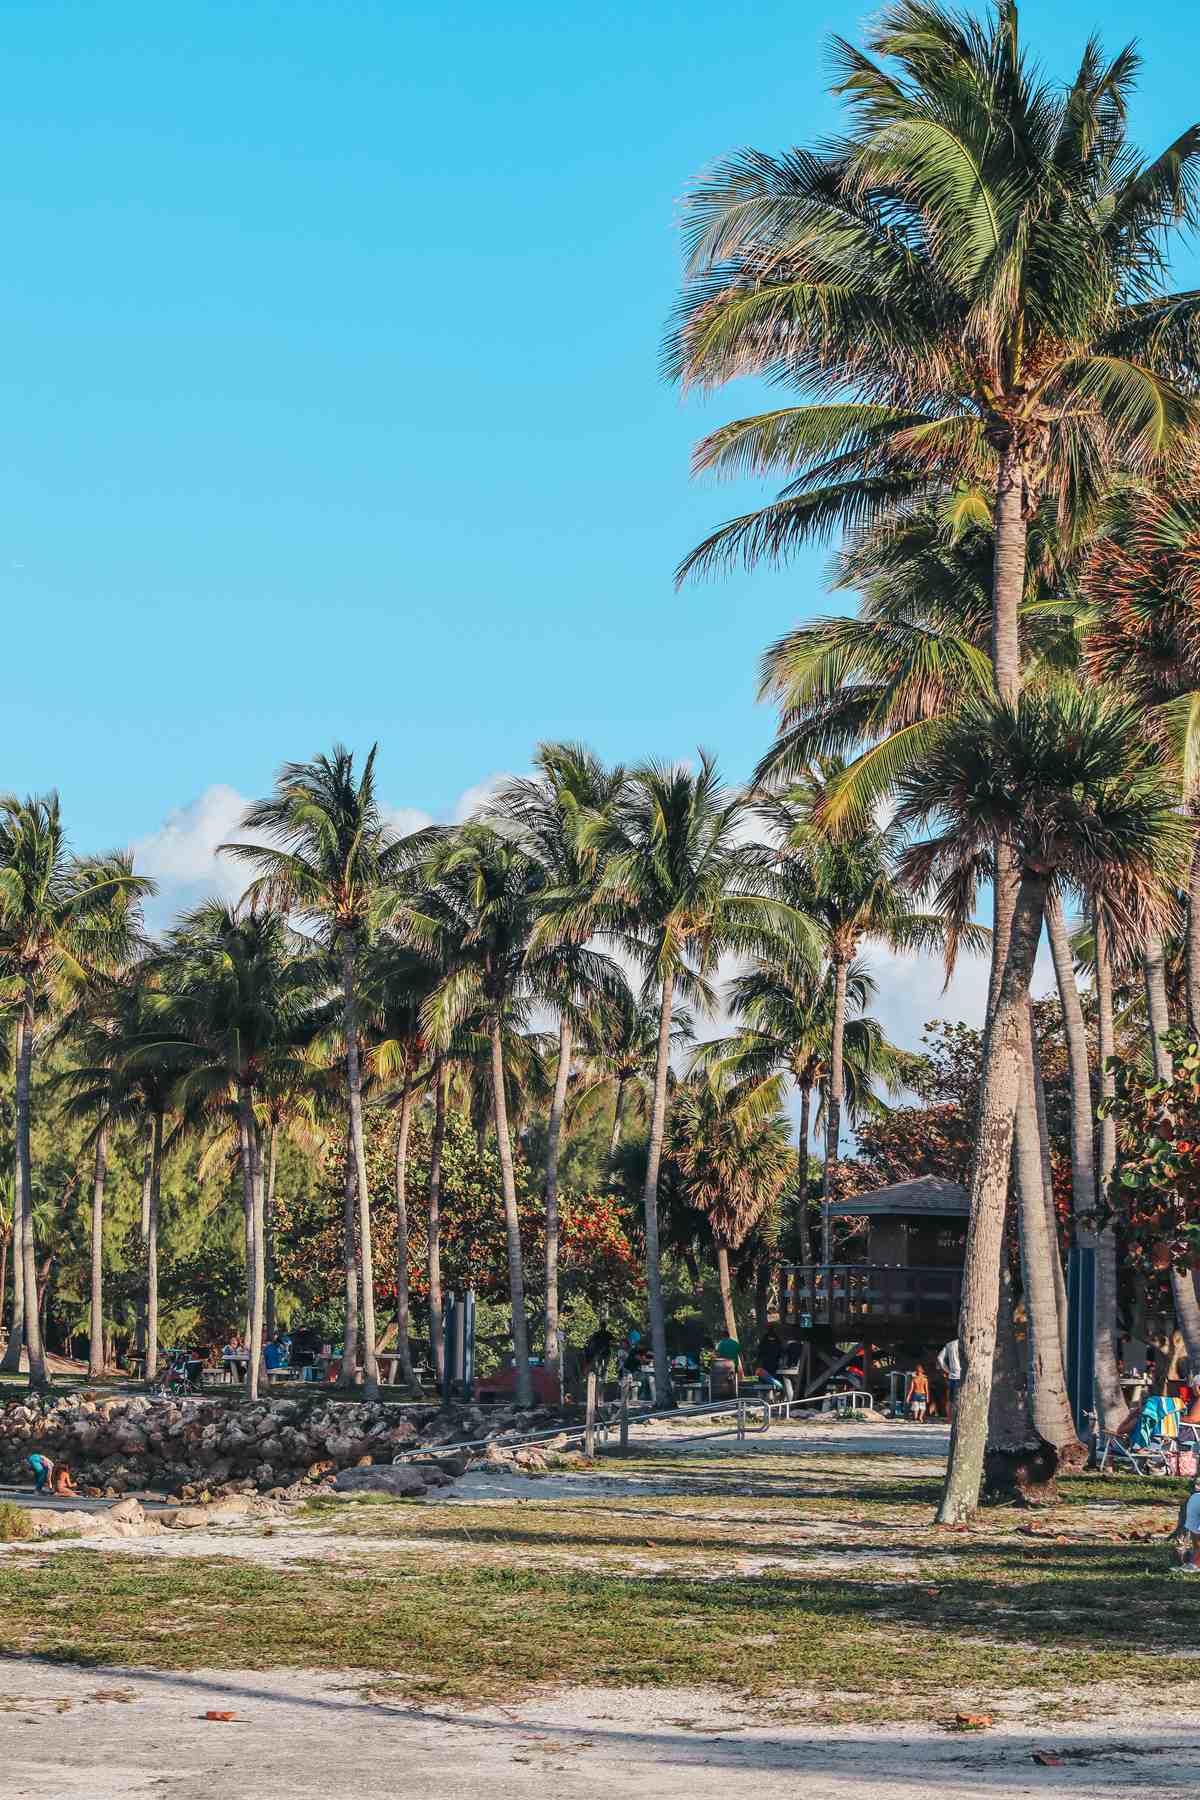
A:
826,1175,969,1220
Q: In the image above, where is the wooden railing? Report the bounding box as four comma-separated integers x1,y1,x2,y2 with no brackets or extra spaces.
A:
781,1263,963,1333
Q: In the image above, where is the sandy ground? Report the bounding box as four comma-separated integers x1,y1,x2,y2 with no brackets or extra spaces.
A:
0,1666,1196,1799
13,1421,1180,1796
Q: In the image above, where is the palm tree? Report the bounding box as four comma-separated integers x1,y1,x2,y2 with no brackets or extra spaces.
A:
225,745,411,1402
669,4,1200,718
696,954,908,1261
151,902,319,1399
360,940,441,1389
0,797,151,1389
893,686,1189,1520
490,743,628,1370
665,1069,794,1340
570,990,695,1172
548,755,815,1401
758,770,970,1256
392,825,600,1407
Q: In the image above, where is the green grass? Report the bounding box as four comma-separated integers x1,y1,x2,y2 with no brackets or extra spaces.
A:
0,1502,33,1542
0,1439,1193,1721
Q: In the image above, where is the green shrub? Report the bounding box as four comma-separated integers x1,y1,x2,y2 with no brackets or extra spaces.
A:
0,1502,33,1542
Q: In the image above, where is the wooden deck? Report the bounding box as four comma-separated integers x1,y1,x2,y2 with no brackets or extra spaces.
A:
780,1263,963,1343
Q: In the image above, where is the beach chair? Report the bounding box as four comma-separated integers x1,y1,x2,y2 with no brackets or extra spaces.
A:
1096,1430,1172,1476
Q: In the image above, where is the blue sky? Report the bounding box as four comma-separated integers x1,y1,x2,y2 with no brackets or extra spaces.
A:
6,1,1197,1035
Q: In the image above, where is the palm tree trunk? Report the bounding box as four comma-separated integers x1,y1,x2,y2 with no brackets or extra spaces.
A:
490,1015,532,1407
542,1015,572,1372
716,1244,738,1342
822,959,849,1263
607,1076,626,1171
988,1232,1034,1452
15,982,47,1391
1187,836,1200,1039
0,1011,26,1374
393,1080,416,1388
341,942,379,1401
938,870,1046,1524
991,445,1027,707
265,1125,278,1343
0,1233,8,1359
1029,1020,1067,1361
341,1120,358,1382
1015,1011,1082,1458
144,1110,163,1383
236,1085,261,1397
1139,935,1200,1365
796,1084,814,1266
428,1056,445,1384
88,1118,109,1379
1045,890,1096,1223
139,1117,156,1356
641,975,675,1405
249,1103,266,1400
1093,907,1126,1430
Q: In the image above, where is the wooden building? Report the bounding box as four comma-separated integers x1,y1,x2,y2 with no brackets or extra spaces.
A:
779,1175,968,1394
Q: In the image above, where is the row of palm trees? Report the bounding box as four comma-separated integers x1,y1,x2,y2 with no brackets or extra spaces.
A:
0,742,923,1406
669,0,1200,1517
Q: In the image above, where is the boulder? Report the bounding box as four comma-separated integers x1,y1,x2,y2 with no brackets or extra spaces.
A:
331,1465,429,1498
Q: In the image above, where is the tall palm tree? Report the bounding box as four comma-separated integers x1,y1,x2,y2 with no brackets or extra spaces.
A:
696,954,908,1261
548,755,815,1401
0,797,151,1389
669,4,1200,717
490,743,628,1370
360,940,441,1389
665,1069,794,1340
225,745,411,1402
569,990,695,1172
393,825,619,1407
894,687,1189,1520
151,903,319,1399
758,771,971,1256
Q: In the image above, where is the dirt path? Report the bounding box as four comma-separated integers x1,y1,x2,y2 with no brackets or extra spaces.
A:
0,1665,1194,1799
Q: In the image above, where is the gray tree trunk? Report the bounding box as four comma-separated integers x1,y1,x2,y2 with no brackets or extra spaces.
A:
607,1075,626,1171
938,871,1046,1524
796,1084,814,1265
1093,907,1126,1429
542,1014,573,1371
265,1125,278,1343
145,1110,163,1382
393,1082,416,1388
341,1119,358,1383
88,1117,108,1380
342,942,379,1401
1,1010,26,1373
822,959,849,1263
991,446,1027,708
1140,941,1200,1368
1028,1018,1067,1359
1187,836,1200,1039
249,1100,266,1398
640,976,675,1405
490,1016,532,1407
716,1244,738,1343
428,1057,446,1384
1015,1012,1081,1456
988,1237,1034,1452
15,985,47,1391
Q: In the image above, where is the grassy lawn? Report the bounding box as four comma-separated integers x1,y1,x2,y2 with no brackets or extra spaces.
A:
0,1442,1193,1723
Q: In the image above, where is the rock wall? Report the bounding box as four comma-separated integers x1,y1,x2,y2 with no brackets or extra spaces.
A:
0,1391,538,1499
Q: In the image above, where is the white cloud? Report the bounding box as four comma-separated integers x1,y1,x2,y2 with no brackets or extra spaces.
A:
452,773,517,823
382,804,435,839
134,785,257,922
